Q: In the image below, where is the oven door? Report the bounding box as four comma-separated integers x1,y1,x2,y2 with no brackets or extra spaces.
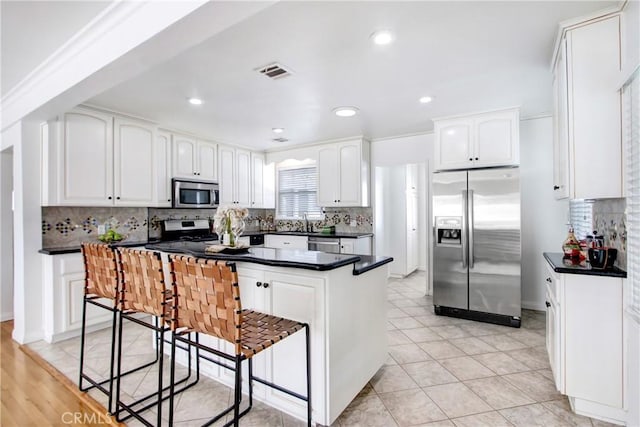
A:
173,180,219,208
308,237,341,254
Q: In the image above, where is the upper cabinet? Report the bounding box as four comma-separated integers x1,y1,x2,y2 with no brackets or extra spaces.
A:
552,14,622,199
156,131,172,207
42,108,158,207
172,134,217,181
317,138,370,207
434,108,519,171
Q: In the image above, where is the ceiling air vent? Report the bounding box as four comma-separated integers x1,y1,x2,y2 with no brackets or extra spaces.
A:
272,137,289,143
257,62,292,80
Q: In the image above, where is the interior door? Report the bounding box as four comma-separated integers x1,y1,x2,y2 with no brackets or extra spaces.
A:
467,168,520,317
432,171,467,310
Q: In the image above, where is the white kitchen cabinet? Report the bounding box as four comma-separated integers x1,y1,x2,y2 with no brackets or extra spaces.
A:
340,237,372,256
42,108,163,207
155,131,172,207
113,117,155,206
172,134,218,181
317,138,370,207
434,108,519,171
218,145,251,207
544,261,624,424
251,152,275,208
264,234,308,250
551,14,622,199
42,253,112,343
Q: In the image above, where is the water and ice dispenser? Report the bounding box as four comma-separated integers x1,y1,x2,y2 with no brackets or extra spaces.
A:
435,216,462,246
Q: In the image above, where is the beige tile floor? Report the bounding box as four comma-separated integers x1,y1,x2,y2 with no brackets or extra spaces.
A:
28,271,615,426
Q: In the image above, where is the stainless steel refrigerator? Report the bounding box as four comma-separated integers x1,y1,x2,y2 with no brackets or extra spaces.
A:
432,167,521,327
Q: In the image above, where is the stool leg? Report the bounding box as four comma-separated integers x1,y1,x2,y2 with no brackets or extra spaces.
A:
107,306,118,414
233,355,242,427
78,296,88,392
248,358,253,408
305,324,312,427
157,327,165,427
114,308,125,421
168,332,177,426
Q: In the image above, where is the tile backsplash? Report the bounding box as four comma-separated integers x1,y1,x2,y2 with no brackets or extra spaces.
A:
42,206,373,249
42,207,148,248
569,198,627,270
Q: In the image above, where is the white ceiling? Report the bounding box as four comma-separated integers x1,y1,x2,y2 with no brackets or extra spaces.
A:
86,1,616,149
0,0,110,96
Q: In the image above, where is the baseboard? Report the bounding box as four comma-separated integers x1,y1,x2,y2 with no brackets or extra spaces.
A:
569,396,626,426
44,320,112,344
522,300,546,312
1,312,14,322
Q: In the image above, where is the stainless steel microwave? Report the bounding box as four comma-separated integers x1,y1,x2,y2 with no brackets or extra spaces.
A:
172,179,219,208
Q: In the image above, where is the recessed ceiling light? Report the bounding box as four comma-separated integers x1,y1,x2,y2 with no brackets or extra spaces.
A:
188,97,203,105
371,30,394,45
333,106,359,117
419,96,433,104
272,127,284,134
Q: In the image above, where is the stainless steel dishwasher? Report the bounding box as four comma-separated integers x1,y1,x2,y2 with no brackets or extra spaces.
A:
308,236,341,253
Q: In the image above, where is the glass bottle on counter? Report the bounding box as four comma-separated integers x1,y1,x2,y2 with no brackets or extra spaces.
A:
562,226,581,258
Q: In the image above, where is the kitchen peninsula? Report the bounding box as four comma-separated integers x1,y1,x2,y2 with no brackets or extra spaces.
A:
145,240,393,425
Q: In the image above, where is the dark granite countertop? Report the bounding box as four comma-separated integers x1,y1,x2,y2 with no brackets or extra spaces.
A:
243,231,373,239
543,252,627,278
39,240,153,255
145,241,391,275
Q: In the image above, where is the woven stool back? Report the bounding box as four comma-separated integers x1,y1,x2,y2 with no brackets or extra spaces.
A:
118,248,168,318
169,255,242,354
81,243,119,301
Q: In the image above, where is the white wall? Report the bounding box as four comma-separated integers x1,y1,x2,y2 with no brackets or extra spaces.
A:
0,149,14,321
520,116,569,310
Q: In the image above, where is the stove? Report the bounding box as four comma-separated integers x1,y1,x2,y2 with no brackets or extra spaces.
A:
160,219,218,243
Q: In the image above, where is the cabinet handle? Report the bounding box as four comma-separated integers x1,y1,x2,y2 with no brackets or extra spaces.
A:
475,157,479,161
167,199,171,202
283,242,290,245
116,196,121,200
546,277,552,283
553,185,560,190
545,301,551,308
256,281,263,287
263,282,269,289
108,196,112,200
469,158,473,161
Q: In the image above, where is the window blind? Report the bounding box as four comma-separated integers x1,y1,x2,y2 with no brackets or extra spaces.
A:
569,200,594,240
277,166,322,219
623,68,640,320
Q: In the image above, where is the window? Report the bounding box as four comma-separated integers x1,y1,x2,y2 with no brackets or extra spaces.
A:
277,166,323,219
623,68,640,321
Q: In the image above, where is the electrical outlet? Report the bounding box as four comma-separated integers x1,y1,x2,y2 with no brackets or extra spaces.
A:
350,219,357,227
97,225,106,235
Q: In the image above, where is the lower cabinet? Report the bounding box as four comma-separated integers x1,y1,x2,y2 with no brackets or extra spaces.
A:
264,234,308,250
42,253,112,343
544,263,624,424
340,237,372,255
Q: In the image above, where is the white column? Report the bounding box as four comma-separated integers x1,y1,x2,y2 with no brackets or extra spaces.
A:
0,148,14,321
5,121,43,343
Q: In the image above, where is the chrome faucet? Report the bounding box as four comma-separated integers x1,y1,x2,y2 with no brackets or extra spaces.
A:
303,213,309,232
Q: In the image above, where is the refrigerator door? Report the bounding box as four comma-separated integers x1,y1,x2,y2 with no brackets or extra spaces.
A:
433,171,468,310
467,168,521,317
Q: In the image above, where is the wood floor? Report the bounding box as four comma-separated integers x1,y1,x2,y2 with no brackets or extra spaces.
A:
0,321,119,426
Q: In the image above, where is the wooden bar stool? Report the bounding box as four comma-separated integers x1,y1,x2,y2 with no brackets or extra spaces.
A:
80,243,166,414
115,248,200,426
167,256,312,427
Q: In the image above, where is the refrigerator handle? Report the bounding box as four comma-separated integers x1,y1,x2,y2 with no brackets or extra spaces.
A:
461,190,468,268
468,189,475,269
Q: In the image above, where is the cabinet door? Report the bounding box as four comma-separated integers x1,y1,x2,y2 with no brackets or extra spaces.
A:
262,271,323,418
155,131,172,206
61,110,113,205
264,234,308,249
235,149,252,207
317,145,338,206
340,239,355,254
545,292,562,392
197,140,217,181
473,111,519,167
406,164,419,192
434,120,473,170
553,41,570,199
251,152,265,208
337,142,361,206
113,118,155,206
218,145,235,205
406,191,419,273
172,134,197,178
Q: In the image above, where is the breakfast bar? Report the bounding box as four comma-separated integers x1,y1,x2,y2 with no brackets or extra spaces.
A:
145,241,393,426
